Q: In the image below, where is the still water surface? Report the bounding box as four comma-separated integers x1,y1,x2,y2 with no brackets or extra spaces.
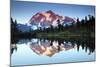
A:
11,38,95,66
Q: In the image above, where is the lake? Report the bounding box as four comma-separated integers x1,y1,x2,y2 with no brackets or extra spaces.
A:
11,38,95,66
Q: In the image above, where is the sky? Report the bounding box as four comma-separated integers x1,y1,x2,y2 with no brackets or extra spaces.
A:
11,0,95,24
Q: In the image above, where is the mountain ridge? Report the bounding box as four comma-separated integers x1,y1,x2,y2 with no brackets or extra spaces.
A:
29,10,76,27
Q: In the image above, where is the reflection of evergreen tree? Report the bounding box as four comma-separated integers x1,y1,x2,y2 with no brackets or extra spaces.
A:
11,44,17,55
50,40,53,46
75,38,95,55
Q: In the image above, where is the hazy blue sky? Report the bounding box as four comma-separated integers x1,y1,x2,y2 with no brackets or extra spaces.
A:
11,0,95,24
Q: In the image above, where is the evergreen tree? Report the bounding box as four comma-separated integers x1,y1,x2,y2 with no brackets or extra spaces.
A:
50,24,54,32
57,19,63,31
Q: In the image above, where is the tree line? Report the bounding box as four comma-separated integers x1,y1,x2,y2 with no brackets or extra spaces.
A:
33,15,95,34
11,15,95,42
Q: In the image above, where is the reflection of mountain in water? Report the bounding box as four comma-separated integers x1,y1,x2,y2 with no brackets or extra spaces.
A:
11,38,95,56
30,39,76,57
